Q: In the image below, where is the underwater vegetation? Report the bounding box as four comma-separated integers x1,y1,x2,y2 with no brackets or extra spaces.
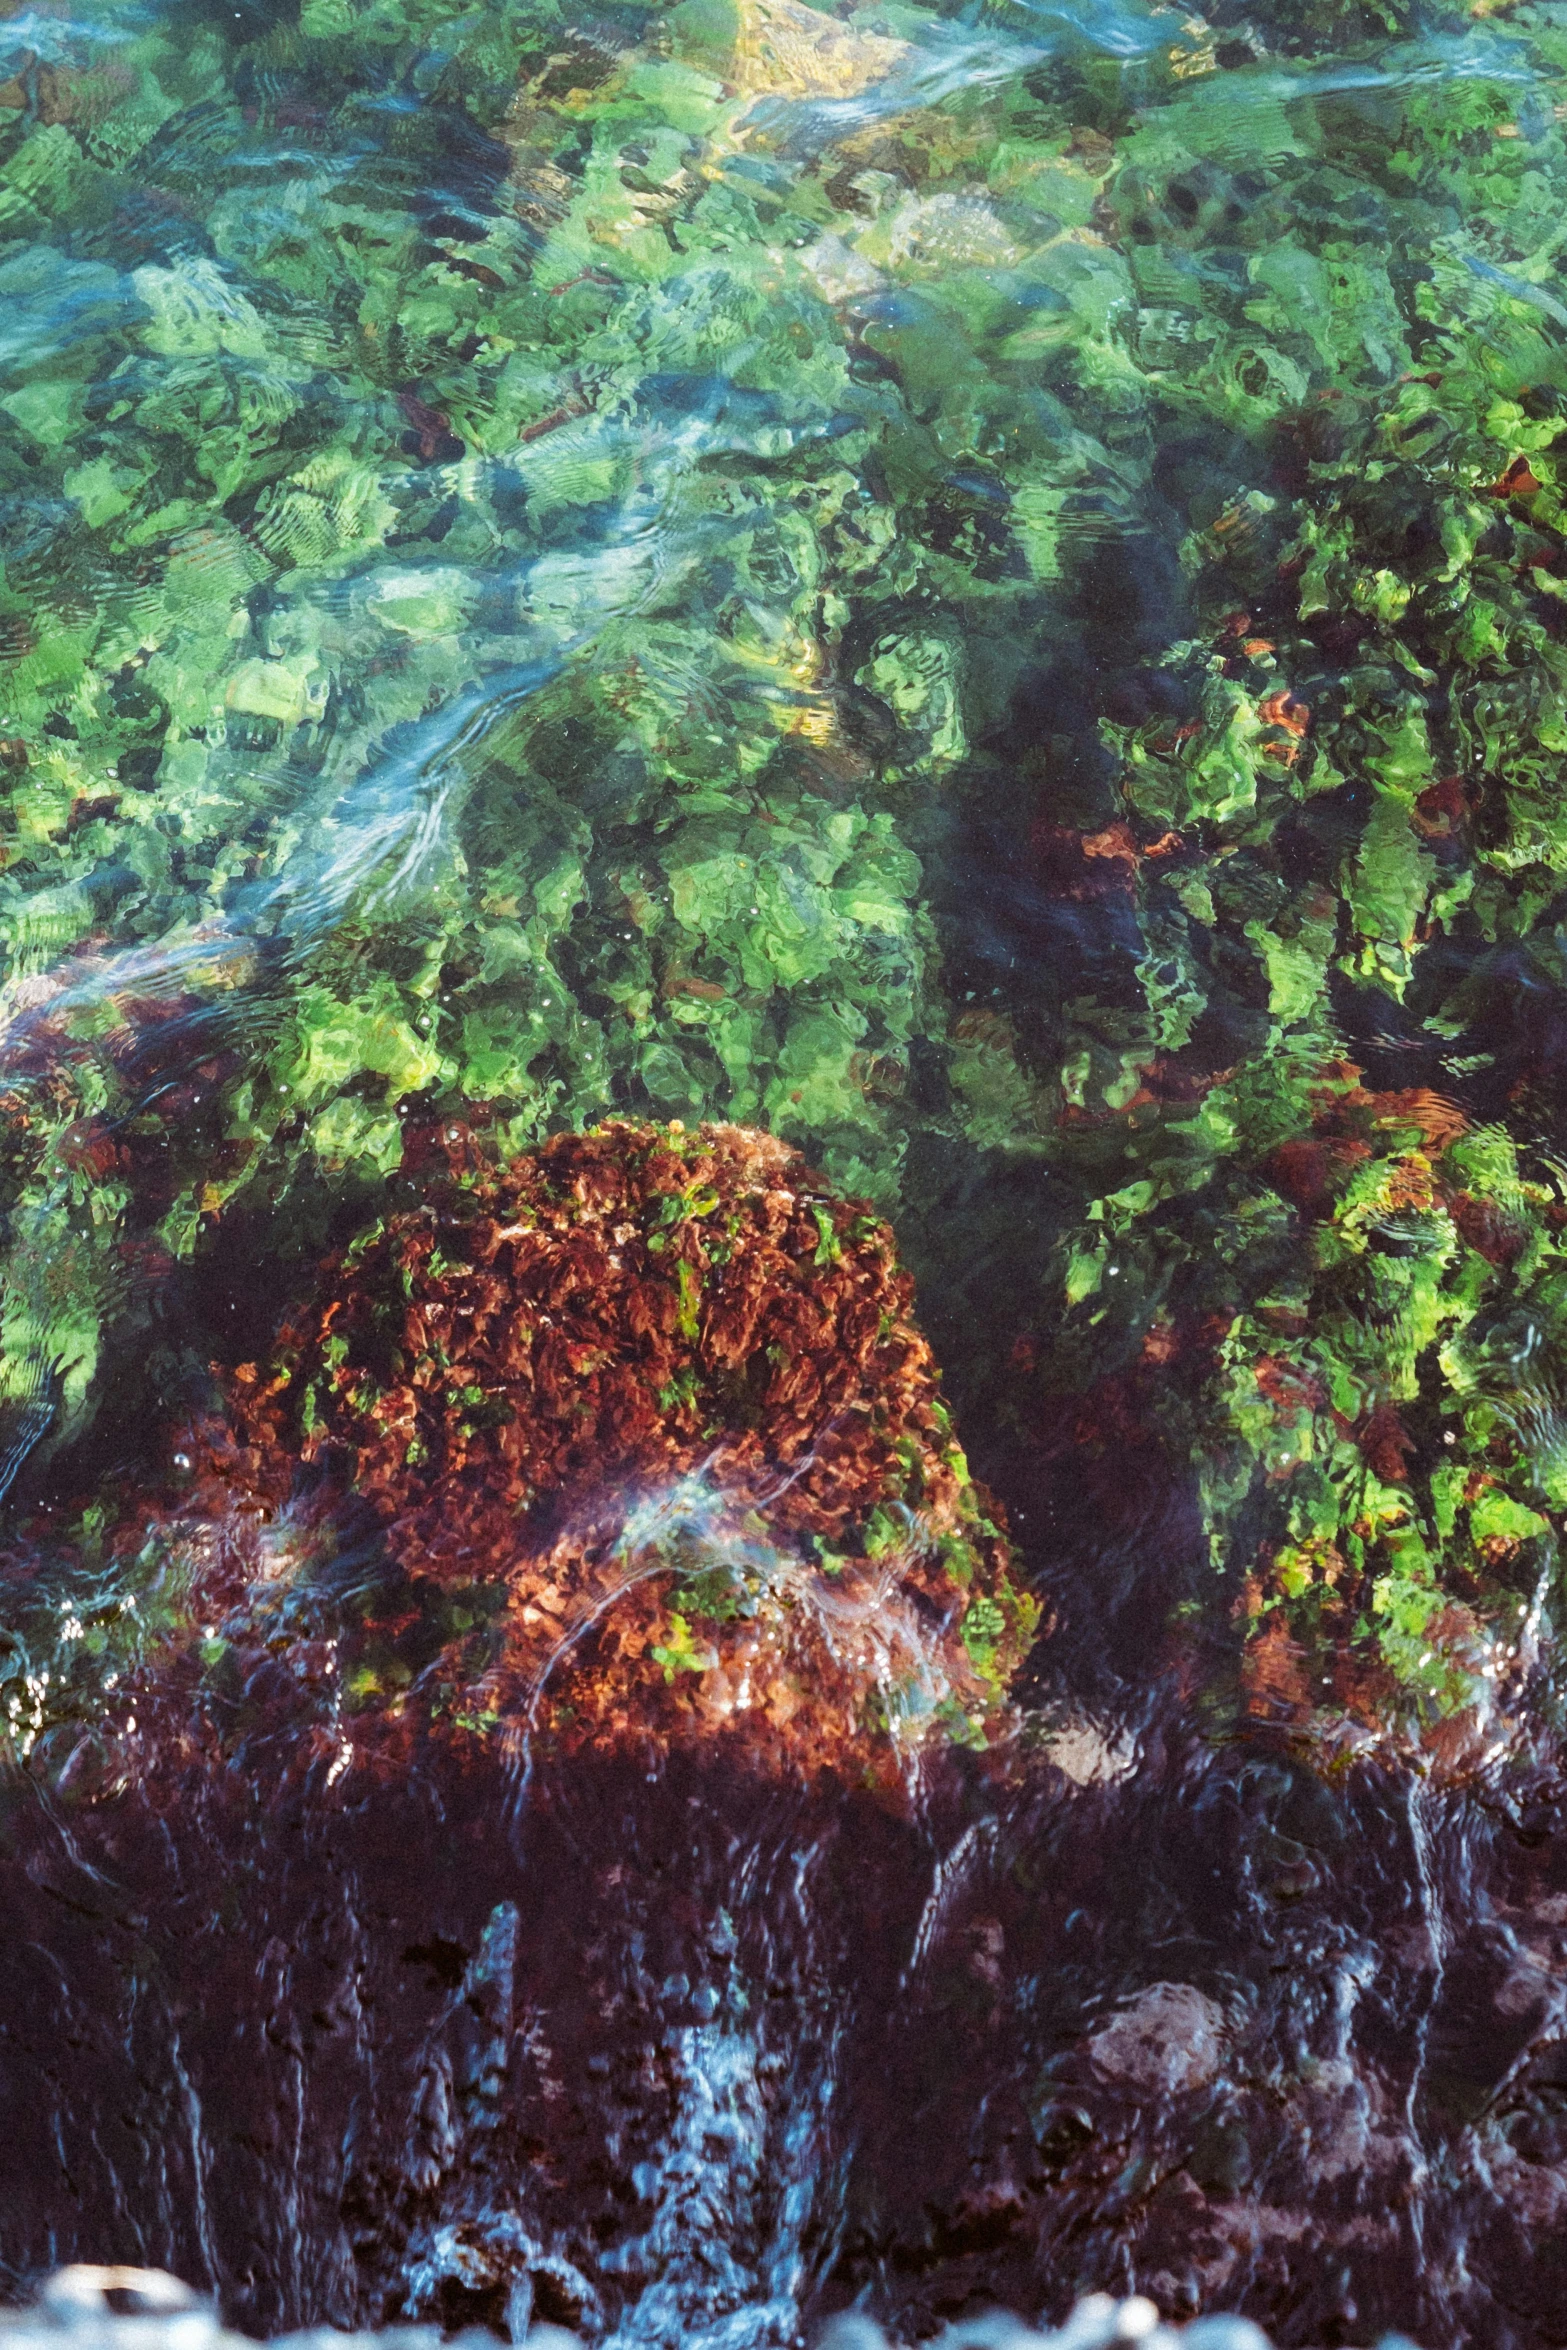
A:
9,0,1567,1751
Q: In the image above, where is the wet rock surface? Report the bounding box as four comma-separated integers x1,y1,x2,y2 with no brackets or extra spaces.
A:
6,1714,1567,2349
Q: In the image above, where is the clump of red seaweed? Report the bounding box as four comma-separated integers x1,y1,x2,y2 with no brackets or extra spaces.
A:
156,1118,1039,1783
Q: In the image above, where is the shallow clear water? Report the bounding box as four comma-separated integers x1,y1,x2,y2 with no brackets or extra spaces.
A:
8,0,1567,2340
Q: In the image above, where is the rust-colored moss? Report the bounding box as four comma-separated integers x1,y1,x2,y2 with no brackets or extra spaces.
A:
193,1119,1037,1780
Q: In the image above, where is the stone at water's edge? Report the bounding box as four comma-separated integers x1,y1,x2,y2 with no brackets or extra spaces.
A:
76,1118,1037,1789
0,2269,1348,2350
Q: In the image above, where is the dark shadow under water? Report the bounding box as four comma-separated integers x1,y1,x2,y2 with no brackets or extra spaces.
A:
8,1707,1567,2350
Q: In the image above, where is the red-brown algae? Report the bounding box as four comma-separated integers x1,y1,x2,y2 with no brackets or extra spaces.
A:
82,1120,1039,1792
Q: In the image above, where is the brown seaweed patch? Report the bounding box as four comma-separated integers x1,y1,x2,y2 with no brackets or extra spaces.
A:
128,1118,1043,1786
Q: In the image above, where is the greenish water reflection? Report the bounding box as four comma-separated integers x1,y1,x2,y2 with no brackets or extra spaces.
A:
1,0,1567,1740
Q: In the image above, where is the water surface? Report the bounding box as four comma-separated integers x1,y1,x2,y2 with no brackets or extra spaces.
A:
6,0,1567,2340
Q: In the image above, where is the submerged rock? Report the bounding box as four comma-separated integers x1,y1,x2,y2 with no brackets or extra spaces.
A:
1086,1984,1228,2098
669,0,912,101
103,1120,1037,1785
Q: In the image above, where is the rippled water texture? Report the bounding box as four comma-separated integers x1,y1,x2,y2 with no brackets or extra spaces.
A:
12,0,1567,2339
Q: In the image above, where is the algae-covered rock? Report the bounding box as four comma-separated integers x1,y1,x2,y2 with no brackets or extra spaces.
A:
669,0,910,100
196,1118,1038,1778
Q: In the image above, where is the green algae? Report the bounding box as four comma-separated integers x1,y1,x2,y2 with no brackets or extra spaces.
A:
5,0,1567,1736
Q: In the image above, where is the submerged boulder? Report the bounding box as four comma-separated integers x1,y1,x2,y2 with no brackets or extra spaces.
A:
152,1118,1040,1782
